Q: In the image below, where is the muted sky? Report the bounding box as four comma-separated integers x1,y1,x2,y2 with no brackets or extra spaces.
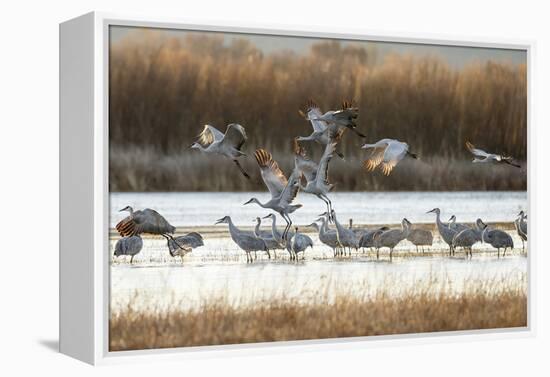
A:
111,25,526,69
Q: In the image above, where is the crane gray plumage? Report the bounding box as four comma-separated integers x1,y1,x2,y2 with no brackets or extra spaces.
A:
245,149,303,239
451,220,484,259
114,235,143,264
515,211,528,252
447,215,470,232
296,100,347,158
465,141,520,168
254,217,282,259
190,123,250,178
166,232,204,261
376,218,412,260
427,208,458,256
362,138,418,176
480,221,514,258
261,213,294,247
310,216,340,257
308,100,365,138
286,227,314,260
215,216,268,263
116,205,190,255
332,210,360,256
298,141,337,217
359,227,389,251
406,225,433,253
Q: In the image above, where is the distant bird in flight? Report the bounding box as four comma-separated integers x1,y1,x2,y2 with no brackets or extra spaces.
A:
465,141,520,168
190,123,250,178
361,138,417,176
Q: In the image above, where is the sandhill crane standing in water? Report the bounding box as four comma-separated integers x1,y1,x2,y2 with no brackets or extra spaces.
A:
114,235,143,264
515,211,528,253
426,208,458,256
286,227,314,261
406,225,433,253
465,141,520,168
297,141,338,218
261,213,294,249
215,216,268,263
479,220,514,258
447,215,470,232
309,216,341,257
190,123,250,178
376,218,412,261
244,149,303,239
360,228,388,254
361,139,417,176
254,217,282,259
166,232,204,263
331,210,360,257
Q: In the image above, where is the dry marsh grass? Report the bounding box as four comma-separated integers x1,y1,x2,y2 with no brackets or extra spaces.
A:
109,279,527,351
109,31,526,192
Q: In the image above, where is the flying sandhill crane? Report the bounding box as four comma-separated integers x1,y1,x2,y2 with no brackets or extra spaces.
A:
406,225,433,253
296,100,346,158
480,221,514,258
254,217,282,259
298,141,338,217
116,206,187,251
190,123,250,178
166,232,204,262
215,216,268,263
426,208,457,256
515,211,528,253
244,149,303,239
376,218,412,261
309,100,365,139
114,235,143,264
361,139,417,176
286,227,314,261
465,141,520,168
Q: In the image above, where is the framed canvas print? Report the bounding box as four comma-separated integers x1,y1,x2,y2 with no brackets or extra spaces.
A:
60,12,533,365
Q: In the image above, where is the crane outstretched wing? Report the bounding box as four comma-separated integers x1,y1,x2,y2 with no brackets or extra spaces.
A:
316,142,337,185
293,139,318,183
278,168,302,206
221,123,247,151
466,141,490,158
299,99,327,133
363,142,389,172
379,142,407,176
254,149,288,197
197,125,224,147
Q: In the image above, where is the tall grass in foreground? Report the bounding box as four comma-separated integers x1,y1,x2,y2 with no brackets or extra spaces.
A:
109,279,526,351
109,31,526,192
109,146,526,192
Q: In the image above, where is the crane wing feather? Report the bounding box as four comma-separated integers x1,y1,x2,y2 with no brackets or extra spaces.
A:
254,149,288,197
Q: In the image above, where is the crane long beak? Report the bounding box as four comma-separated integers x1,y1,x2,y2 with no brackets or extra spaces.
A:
243,199,253,205
262,214,271,219
214,218,224,225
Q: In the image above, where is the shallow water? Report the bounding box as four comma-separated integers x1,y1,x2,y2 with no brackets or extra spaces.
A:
110,191,527,227
110,191,528,313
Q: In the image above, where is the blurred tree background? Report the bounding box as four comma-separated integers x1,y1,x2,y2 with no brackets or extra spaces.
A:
109,30,527,192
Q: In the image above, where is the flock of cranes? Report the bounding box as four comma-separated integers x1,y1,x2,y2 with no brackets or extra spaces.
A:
112,100,526,264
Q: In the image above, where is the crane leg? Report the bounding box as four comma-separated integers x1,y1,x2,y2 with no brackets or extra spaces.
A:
233,159,250,179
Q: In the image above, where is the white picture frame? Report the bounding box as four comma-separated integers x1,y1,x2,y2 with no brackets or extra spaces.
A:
59,11,535,365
